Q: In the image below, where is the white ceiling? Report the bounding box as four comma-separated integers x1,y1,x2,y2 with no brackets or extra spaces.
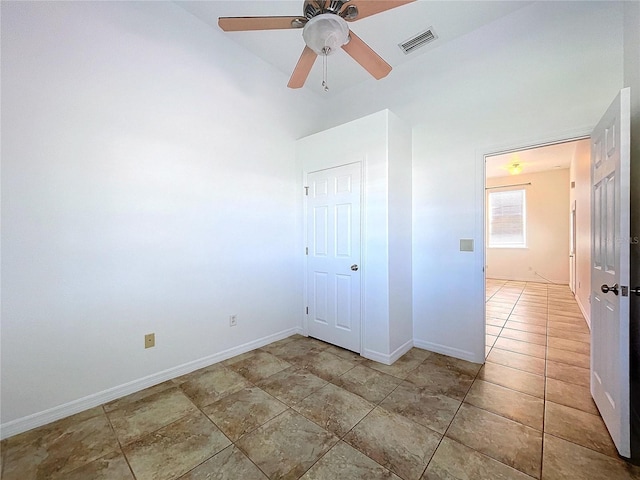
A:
486,139,590,179
177,1,533,97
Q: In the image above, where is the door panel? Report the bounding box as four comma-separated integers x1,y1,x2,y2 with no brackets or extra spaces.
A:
306,163,361,352
590,87,631,458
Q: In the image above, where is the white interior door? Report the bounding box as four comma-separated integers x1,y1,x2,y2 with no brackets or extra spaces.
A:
590,87,631,458
306,163,361,353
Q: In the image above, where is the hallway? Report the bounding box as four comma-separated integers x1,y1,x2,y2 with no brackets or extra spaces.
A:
485,279,637,478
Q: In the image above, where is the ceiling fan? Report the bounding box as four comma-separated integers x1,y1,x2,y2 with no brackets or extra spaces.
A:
218,0,416,89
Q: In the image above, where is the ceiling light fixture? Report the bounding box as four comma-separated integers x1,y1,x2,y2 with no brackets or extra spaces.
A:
302,13,350,91
509,163,523,175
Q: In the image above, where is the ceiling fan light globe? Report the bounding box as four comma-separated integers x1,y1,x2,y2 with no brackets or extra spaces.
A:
302,13,349,56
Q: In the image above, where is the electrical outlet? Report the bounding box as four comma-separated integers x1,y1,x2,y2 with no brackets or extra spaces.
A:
229,315,237,327
145,333,155,349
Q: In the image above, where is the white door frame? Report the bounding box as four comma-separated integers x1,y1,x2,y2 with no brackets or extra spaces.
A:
302,160,366,353
477,129,591,360
570,200,577,294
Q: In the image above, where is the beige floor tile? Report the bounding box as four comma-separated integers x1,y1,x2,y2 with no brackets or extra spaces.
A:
504,320,547,335
202,386,288,441
541,434,640,480
500,328,547,346
422,437,534,480
293,383,374,437
257,367,327,406
546,347,590,369
487,317,507,328
446,403,542,478
545,319,589,334
486,324,503,336
404,353,480,401
300,441,401,480
107,387,199,445
547,337,590,356
103,381,177,413
124,412,231,480
486,310,511,320
178,445,267,480
322,343,366,363
62,451,134,480
225,350,291,383
486,334,498,347
486,348,546,375
494,337,547,359
344,406,441,480
178,365,251,408
365,348,431,379
508,314,547,326
544,402,618,457
293,350,357,382
479,362,545,398
236,410,338,480
465,379,544,430
548,312,584,321
260,337,328,362
2,413,120,480
380,381,461,434
487,303,515,313
545,378,598,415
331,364,402,404
546,360,590,388
547,327,590,343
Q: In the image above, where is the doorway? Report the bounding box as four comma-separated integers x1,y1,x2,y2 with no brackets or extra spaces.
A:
483,138,590,358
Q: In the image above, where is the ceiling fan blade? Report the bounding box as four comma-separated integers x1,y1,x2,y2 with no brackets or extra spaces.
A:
341,0,416,22
218,16,306,32
288,46,318,89
342,31,391,79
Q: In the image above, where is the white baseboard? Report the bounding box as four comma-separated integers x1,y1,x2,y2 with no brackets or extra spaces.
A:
413,339,483,364
362,338,413,365
575,295,591,329
0,327,302,440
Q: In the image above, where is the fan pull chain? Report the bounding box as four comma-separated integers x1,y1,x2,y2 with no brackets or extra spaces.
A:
322,48,329,92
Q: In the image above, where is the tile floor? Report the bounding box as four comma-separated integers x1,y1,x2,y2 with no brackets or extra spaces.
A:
2,280,640,479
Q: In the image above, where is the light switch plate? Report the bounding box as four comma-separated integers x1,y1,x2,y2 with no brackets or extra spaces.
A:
460,239,474,252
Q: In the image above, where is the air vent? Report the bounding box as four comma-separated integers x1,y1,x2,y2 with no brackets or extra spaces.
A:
399,28,437,54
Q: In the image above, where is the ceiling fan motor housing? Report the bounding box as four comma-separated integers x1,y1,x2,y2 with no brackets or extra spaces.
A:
303,0,347,19
302,13,350,55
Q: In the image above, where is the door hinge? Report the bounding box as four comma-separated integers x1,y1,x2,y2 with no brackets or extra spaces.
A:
304,186,309,196
306,306,309,314
305,247,308,255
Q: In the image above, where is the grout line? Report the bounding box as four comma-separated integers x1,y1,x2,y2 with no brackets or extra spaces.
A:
101,404,139,480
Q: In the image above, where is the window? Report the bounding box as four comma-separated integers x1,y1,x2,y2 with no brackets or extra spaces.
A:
488,189,526,247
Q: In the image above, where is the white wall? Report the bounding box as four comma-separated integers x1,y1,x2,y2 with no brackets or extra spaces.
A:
388,113,413,354
569,140,592,323
318,1,624,363
486,169,570,284
0,1,322,434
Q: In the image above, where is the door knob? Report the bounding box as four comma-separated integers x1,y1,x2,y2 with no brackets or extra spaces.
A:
630,287,640,296
601,283,619,295
350,264,359,271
